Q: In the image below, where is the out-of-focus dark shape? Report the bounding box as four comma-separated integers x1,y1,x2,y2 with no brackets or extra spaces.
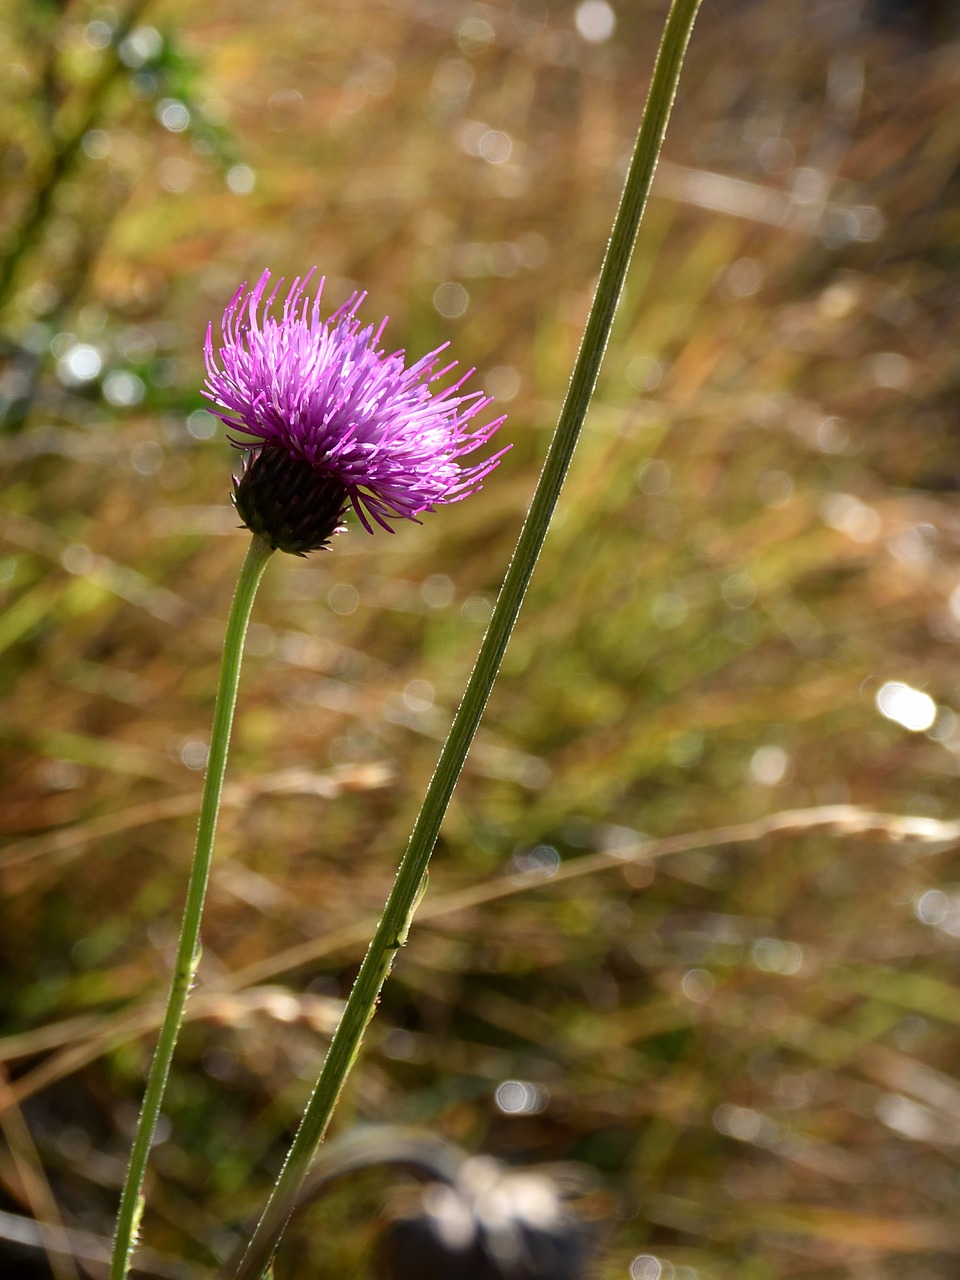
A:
868,0,960,39
375,1155,596,1280
273,1126,598,1280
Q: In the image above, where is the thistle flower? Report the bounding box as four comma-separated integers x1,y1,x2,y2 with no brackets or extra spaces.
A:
203,270,507,555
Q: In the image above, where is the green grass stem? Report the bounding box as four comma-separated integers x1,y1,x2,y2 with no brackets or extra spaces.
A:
226,2,703,1276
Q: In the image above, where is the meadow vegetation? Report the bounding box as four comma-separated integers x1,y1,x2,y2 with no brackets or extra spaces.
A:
1,0,960,1276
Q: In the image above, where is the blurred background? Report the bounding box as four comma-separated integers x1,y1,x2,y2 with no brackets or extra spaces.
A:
2,0,960,1276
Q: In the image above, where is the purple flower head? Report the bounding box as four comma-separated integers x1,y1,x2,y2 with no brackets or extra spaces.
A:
203,270,508,554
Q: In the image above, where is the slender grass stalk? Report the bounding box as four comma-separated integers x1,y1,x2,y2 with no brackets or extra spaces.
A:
227,2,703,1276
110,533,274,1280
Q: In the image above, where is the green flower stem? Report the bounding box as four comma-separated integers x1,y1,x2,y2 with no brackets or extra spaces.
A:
228,3,703,1276
111,533,275,1280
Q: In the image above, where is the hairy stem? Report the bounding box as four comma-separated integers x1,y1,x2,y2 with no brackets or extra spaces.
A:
228,3,703,1276
110,534,274,1280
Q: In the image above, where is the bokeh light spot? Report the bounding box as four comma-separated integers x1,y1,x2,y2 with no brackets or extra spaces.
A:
421,574,454,609
187,410,217,440
870,351,912,390
433,282,469,318
510,844,560,881
479,129,512,163
752,937,803,974
876,681,936,733
915,889,948,926
756,469,793,506
723,257,765,298
749,745,788,786
158,157,194,193
820,493,880,543
328,583,359,615
713,1104,762,1141
494,1080,547,1114
757,136,794,174
458,17,496,54
131,441,163,475
483,365,521,401
627,354,663,392
430,58,474,104
631,1256,663,1280
119,26,163,67
817,416,849,453
180,740,209,771
156,99,190,132
461,595,492,624
682,968,715,1003
403,679,434,712
84,21,113,50
227,165,256,195
651,592,688,630
575,0,616,43
637,458,671,494
58,344,102,385
61,545,96,576
722,573,755,609
82,130,112,160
